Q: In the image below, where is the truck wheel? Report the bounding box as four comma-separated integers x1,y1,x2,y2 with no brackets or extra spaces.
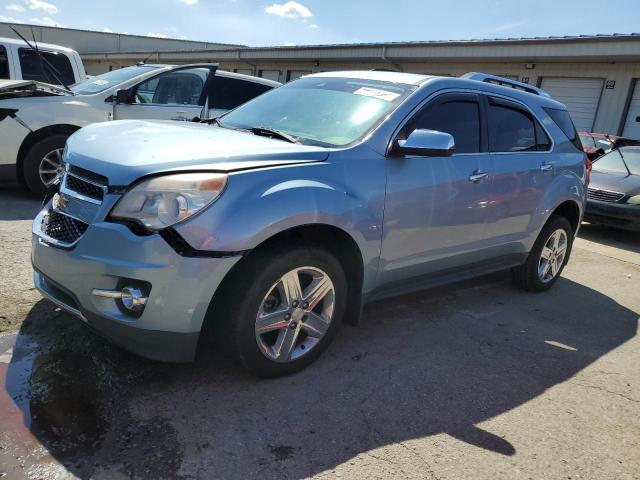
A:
213,245,347,377
512,214,573,292
23,135,68,197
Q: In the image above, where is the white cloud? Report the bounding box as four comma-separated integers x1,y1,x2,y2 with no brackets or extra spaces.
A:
0,14,23,22
30,16,64,27
147,32,169,38
309,23,318,29
6,4,25,12
25,0,58,15
490,20,527,33
102,27,113,33
265,1,312,19
177,0,198,4
283,42,296,46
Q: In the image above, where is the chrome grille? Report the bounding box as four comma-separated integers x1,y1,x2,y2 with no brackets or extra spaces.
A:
64,174,104,201
61,166,107,204
587,188,625,203
41,210,88,246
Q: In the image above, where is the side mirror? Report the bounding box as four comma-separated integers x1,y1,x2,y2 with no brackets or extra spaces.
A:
395,129,455,157
114,89,131,104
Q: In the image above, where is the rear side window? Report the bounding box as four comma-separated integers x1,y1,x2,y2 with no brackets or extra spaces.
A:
544,107,582,150
209,76,273,110
408,100,481,154
18,48,75,86
0,45,9,79
488,103,550,152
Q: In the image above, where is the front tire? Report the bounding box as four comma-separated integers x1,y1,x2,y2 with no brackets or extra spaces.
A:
212,245,347,377
512,214,573,292
23,135,68,197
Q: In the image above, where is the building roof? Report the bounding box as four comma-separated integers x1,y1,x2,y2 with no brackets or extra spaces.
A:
79,33,640,64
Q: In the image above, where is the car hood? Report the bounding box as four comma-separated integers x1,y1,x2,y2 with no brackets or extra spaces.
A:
0,79,73,99
589,171,640,196
65,120,330,185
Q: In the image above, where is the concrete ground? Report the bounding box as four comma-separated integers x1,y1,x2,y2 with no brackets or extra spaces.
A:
0,184,639,480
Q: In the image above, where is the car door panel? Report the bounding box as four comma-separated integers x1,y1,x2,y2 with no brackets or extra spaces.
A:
114,66,212,121
483,96,555,248
379,92,495,286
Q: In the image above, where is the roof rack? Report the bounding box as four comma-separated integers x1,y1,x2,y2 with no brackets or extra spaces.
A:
461,72,551,97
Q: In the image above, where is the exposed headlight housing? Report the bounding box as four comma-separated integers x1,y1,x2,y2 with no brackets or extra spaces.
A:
627,194,640,205
110,172,227,230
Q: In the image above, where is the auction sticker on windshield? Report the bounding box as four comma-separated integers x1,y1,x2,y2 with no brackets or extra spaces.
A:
353,87,400,102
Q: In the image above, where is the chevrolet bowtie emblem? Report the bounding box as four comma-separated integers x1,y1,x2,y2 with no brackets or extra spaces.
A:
52,192,69,210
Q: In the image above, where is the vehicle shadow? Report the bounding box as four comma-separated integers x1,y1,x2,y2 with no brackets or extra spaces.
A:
0,184,41,221
3,274,638,479
579,222,640,252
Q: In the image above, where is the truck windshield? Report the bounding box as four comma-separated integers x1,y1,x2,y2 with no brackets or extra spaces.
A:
220,76,415,147
71,65,160,94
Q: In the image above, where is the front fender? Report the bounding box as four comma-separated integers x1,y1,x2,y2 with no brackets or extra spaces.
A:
175,154,387,291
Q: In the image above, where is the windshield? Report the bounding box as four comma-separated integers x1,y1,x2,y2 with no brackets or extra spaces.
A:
220,76,415,146
71,65,160,94
593,148,640,175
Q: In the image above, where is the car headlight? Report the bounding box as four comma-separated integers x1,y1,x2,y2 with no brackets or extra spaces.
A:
110,172,227,230
627,195,640,205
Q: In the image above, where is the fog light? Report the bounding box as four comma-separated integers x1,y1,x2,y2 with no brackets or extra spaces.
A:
120,287,147,311
92,286,148,312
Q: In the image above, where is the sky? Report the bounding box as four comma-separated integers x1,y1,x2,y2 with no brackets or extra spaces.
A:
1,0,640,47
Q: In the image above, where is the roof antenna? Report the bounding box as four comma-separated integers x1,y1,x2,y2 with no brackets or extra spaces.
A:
10,26,72,91
137,50,157,66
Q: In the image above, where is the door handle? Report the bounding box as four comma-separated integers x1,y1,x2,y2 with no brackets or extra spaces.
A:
469,171,488,183
540,163,553,173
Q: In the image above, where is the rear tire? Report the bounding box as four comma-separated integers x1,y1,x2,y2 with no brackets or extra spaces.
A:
512,214,573,292
23,135,68,197
210,245,347,377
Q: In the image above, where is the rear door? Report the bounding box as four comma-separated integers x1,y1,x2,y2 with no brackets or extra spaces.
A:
484,96,555,248
114,66,213,121
380,92,494,284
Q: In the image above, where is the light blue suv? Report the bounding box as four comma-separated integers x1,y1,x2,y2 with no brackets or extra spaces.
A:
31,71,588,376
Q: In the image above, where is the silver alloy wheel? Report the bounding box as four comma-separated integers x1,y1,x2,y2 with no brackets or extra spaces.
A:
38,148,65,187
538,228,568,283
255,266,335,363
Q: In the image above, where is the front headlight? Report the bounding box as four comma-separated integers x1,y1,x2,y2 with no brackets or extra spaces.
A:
111,172,227,230
627,195,640,205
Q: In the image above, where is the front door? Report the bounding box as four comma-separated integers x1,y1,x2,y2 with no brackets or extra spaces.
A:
379,92,494,285
114,66,213,121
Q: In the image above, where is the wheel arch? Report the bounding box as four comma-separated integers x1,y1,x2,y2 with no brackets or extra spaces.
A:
16,124,81,183
551,199,582,234
210,223,366,328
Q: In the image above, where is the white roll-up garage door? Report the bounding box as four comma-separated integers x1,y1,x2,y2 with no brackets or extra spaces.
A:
540,77,604,132
622,80,640,140
259,70,281,82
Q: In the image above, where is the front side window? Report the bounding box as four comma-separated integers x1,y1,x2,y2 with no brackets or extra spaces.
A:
0,45,9,79
408,99,481,154
133,67,210,105
221,76,415,147
72,65,159,94
18,48,74,86
209,76,273,110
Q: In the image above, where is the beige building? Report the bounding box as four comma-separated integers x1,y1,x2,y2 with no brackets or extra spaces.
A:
2,22,640,138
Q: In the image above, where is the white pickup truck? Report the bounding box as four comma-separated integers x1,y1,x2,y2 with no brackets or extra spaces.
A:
0,36,86,85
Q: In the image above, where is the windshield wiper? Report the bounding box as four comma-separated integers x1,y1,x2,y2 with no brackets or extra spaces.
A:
250,127,298,144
